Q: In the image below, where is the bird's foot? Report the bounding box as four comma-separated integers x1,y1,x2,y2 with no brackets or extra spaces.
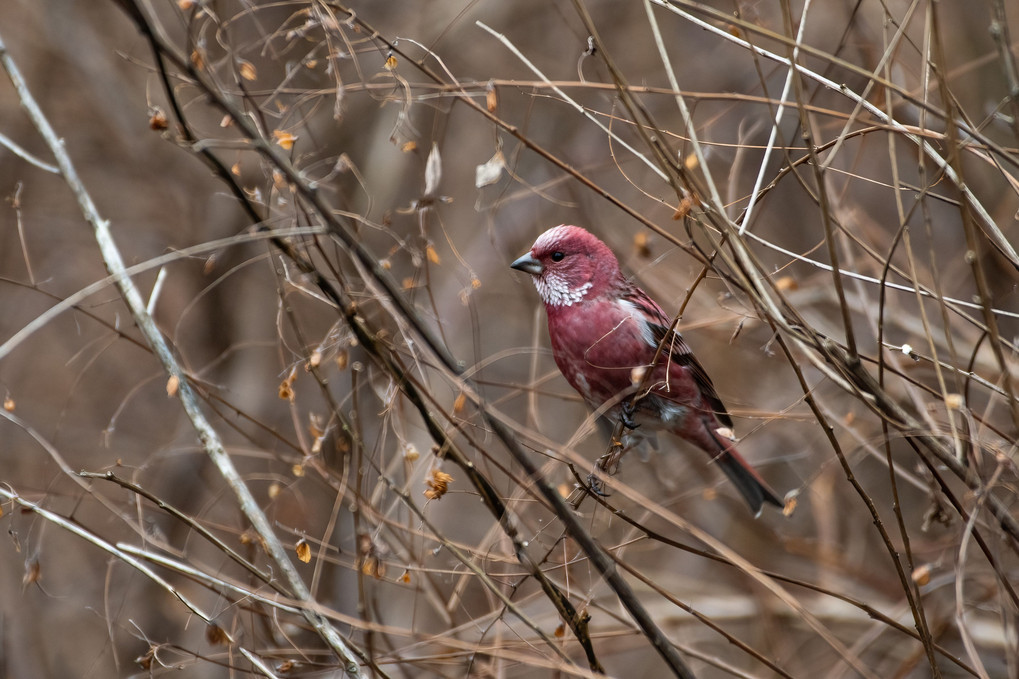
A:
586,472,610,497
620,400,640,430
581,435,632,500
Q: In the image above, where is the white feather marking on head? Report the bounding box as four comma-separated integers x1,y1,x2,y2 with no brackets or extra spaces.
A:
529,225,595,306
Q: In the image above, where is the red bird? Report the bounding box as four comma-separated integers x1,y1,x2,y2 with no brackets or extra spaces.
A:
511,225,782,514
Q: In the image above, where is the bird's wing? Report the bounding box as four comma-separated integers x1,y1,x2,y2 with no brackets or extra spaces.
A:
646,321,734,428
624,285,734,429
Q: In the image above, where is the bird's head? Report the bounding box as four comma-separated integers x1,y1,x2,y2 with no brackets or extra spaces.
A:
510,225,620,307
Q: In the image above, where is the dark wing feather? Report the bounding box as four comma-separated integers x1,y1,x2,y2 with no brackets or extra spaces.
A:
622,281,734,428
647,320,734,429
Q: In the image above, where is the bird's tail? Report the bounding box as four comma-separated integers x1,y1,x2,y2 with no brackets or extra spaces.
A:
706,426,783,516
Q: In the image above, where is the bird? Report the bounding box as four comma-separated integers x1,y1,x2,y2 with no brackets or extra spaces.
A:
511,224,782,514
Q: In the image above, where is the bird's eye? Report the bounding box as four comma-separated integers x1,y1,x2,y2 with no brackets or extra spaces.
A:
551,251,565,262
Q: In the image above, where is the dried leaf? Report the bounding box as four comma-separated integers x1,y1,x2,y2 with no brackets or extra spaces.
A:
362,556,385,578
775,276,799,292
486,82,498,112
279,367,297,401
238,59,257,81
273,129,297,150
672,194,696,220
384,55,398,71
633,232,651,258
148,108,168,131
453,392,467,415
206,624,229,646
336,436,350,455
23,557,40,586
357,533,385,578
295,539,312,563
292,463,305,477
912,564,931,586
357,533,372,558
308,413,324,439
475,150,505,188
335,349,349,370
423,143,442,198
401,140,417,153
426,244,440,265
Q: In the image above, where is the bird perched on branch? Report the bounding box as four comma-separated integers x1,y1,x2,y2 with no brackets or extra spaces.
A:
511,224,782,515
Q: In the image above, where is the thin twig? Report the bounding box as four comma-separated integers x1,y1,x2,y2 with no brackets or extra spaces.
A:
0,29,366,677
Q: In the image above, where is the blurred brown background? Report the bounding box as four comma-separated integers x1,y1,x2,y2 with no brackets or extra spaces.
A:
1,0,1017,677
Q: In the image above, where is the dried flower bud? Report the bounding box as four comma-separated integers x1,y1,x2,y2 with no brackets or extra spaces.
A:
273,130,297,150
424,469,454,500
295,538,311,563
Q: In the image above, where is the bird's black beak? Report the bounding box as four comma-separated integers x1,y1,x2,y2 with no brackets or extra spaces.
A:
510,253,543,276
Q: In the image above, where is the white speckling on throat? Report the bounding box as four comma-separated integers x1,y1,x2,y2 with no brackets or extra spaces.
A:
534,272,592,307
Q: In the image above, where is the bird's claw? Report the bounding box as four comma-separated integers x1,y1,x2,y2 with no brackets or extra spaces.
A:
586,473,610,497
581,444,628,500
620,400,640,430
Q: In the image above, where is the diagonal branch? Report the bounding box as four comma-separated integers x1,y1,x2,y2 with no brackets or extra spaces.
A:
0,28,367,678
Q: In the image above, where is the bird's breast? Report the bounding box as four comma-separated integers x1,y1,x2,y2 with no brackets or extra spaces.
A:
546,300,652,404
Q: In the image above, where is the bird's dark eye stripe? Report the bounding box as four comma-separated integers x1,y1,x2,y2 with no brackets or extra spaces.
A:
551,251,565,261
